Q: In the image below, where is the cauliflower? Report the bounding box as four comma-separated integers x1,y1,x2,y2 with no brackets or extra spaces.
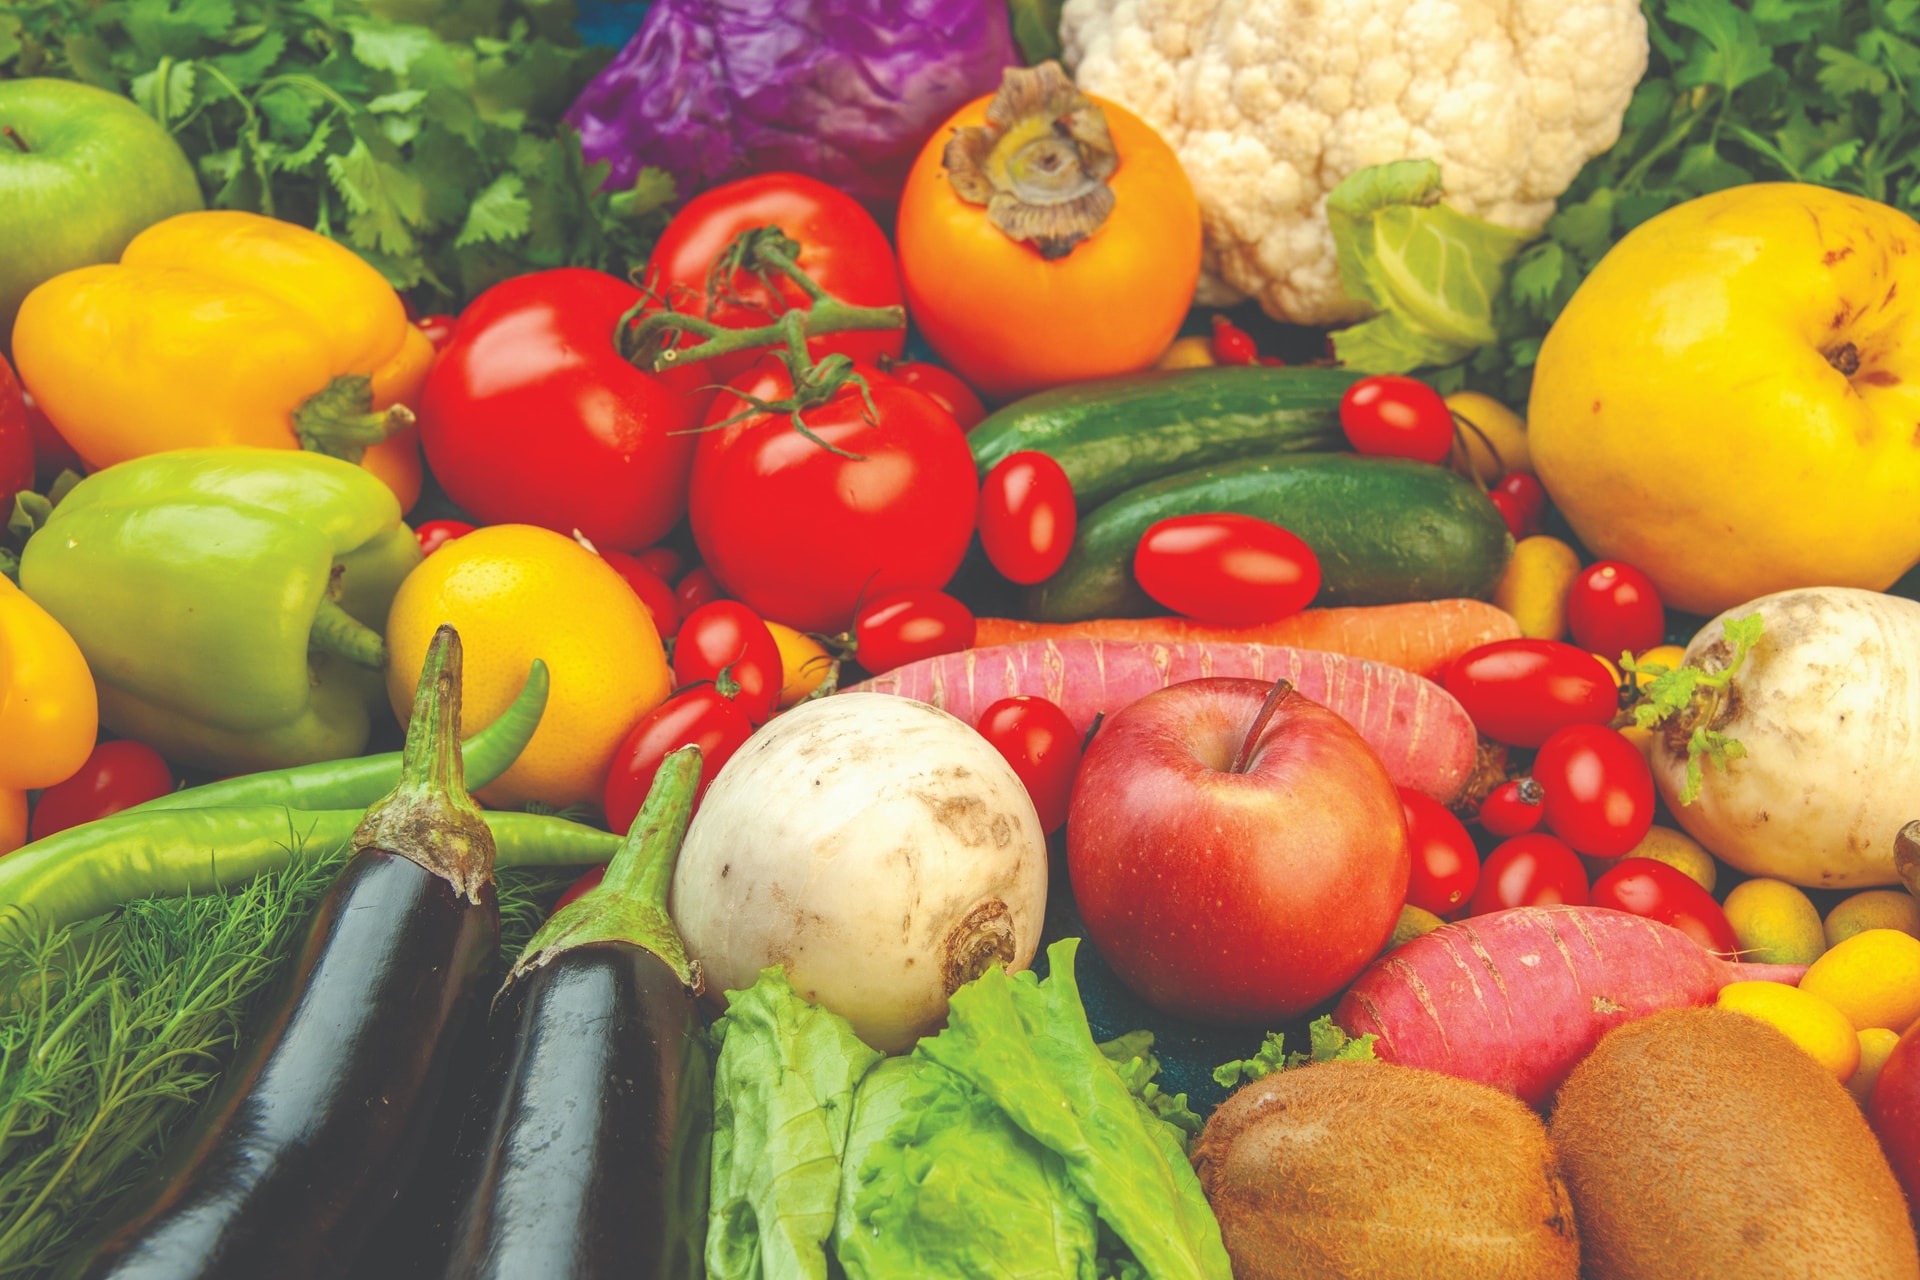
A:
1060,0,1648,324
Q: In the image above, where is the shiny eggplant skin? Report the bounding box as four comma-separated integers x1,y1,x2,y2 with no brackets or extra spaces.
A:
439,943,712,1280
64,850,498,1280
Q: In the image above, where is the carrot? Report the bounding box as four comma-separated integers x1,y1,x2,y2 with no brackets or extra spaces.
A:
1332,906,1810,1108
848,639,1478,802
970,600,1521,677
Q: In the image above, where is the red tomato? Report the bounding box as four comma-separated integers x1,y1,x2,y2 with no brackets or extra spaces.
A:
675,565,724,614
637,545,685,583
1133,513,1320,625
416,519,474,555
20,386,82,483
689,356,978,632
1443,639,1620,748
0,356,31,501
1591,858,1739,954
673,601,782,724
1478,778,1544,837
1533,724,1655,858
29,740,175,840
644,173,905,383
553,865,605,914
417,268,713,551
888,362,986,431
601,550,681,638
978,451,1077,585
855,590,975,675
1488,488,1533,541
1210,315,1259,365
1400,787,1479,916
1567,560,1666,658
1470,833,1590,915
1496,472,1546,526
603,685,756,833
977,696,1083,835
1339,375,1454,465
412,313,457,352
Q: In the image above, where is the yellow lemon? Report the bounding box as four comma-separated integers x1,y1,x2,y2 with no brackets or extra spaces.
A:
1446,390,1531,482
1626,825,1717,893
1850,1028,1904,1107
1826,890,1920,949
1800,929,1920,1034
1716,981,1861,1081
766,622,835,709
1492,535,1582,640
1723,878,1827,966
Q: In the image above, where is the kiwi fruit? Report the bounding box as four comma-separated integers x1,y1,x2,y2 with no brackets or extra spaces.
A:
1189,1059,1579,1279
1550,1006,1919,1279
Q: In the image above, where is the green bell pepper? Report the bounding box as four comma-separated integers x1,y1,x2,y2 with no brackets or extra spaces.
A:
19,448,423,772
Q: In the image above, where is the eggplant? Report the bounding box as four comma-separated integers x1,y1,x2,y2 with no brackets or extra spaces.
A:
62,627,501,1280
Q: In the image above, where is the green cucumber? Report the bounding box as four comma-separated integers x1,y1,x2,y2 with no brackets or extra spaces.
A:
969,365,1358,509
1027,452,1514,621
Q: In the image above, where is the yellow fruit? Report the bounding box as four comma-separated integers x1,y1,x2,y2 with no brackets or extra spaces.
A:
1492,536,1582,640
1155,335,1215,370
1722,878,1826,966
1800,929,1920,1034
1629,644,1687,692
1446,390,1531,482
1826,889,1920,948
766,621,834,709
1626,825,1717,892
385,524,671,810
1850,1028,1903,1107
1715,981,1861,1081
1530,183,1920,616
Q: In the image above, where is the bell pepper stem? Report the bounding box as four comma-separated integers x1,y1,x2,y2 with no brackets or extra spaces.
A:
292,374,416,463
310,596,389,670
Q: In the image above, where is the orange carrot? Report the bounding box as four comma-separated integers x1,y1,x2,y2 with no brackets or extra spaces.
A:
971,600,1520,677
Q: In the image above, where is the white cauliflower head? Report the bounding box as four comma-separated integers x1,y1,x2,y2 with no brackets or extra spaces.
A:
1061,0,1648,324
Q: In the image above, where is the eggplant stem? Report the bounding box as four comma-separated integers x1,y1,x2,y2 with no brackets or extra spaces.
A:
1229,679,1294,775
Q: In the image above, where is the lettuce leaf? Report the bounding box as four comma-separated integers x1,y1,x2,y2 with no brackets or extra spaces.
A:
1211,1015,1378,1089
1098,1031,1204,1153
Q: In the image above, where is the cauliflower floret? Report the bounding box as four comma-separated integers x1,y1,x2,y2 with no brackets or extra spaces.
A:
1062,0,1648,324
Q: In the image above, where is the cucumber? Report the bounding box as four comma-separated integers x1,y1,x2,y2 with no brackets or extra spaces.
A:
969,365,1358,510
1027,452,1514,621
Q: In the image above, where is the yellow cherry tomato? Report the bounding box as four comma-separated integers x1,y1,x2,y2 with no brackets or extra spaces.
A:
765,621,834,709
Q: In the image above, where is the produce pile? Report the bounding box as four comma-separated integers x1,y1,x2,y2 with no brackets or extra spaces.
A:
6,0,1920,1277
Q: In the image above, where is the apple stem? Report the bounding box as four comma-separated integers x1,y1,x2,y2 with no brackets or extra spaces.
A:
1,127,26,154
1229,679,1294,775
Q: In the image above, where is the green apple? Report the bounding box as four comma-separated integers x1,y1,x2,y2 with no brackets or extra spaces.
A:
0,78,204,346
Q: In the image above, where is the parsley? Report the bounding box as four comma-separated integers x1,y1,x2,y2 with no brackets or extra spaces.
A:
1619,613,1764,804
1210,1015,1378,1089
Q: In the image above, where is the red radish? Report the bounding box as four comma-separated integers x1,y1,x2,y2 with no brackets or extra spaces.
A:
1333,905,1810,1108
848,639,1478,802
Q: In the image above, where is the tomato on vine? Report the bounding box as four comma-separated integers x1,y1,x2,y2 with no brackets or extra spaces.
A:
977,696,1083,834
1339,375,1453,465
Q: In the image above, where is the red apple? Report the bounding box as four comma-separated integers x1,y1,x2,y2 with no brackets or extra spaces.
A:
1870,1019,1920,1213
1066,677,1410,1024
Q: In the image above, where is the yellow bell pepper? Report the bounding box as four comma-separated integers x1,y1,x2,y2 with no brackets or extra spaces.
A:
11,210,434,510
0,574,97,791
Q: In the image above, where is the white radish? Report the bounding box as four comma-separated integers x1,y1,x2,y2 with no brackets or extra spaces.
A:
669,692,1048,1052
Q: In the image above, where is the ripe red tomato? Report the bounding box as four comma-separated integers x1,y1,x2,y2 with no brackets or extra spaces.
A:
1488,488,1532,541
1133,513,1320,625
412,313,457,352
0,356,32,501
1470,833,1589,915
1400,787,1479,916
1339,375,1454,465
1533,724,1655,858
29,740,175,840
644,173,905,383
1210,315,1259,365
888,361,986,431
1590,857,1738,954
600,550,681,638
673,601,783,724
977,696,1083,835
1443,639,1620,748
416,519,473,555
855,590,975,675
674,565,724,614
1479,778,1545,837
636,545,685,583
689,357,978,633
603,685,756,834
1496,472,1546,527
1567,560,1666,658
978,451,1077,585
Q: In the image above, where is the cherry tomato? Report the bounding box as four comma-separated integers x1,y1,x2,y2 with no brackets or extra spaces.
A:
1133,513,1320,625
1400,787,1480,916
416,519,474,555
854,590,975,675
1339,375,1454,465
1590,858,1739,954
636,545,686,583
1496,472,1546,526
675,565,724,614
1210,315,1259,365
601,550,681,638
1470,833,1590,915
1479,778,1545,837
1487,488,1533,541
978,451,1077,585
603,684,756,833
0,356,32,501
672,601,783,724
29,740,175,841
412,313,458,352
888,361,987,432
977,696,1083,834
1442,639,1619,748
1567,560,1666,658
553,865,605,914
1533,724,1655,858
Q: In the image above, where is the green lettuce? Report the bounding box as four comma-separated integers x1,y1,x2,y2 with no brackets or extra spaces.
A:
1328,159,1535,374
1210,1015,1378,1090
1098,1031,1203,1154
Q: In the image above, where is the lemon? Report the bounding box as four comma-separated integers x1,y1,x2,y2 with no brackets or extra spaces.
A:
1716,981,1861,1081
766,622,835,709
1492,535,1581,641
1825,889,1920,949
1446,390,1530,482
1722,878,1827,966
1850,1028,1904,1107
1626,825,1718,893
1799,929,1920,1034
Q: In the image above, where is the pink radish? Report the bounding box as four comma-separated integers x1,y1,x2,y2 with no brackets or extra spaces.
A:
847,640,1477,802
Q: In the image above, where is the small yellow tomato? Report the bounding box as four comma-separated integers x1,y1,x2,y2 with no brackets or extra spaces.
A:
765,621,835,709
1492,535,1582,640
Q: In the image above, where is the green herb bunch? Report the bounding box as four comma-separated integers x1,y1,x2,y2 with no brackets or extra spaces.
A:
0,0,674,307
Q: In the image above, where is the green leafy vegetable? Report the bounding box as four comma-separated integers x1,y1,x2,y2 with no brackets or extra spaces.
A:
1098,1030,1203,1151
1211,1015,1378,1089
1620,613,1765,804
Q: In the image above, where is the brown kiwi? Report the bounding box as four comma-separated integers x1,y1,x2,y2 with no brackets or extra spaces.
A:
1189,1059,1579,1279
1550,1006,1920,1279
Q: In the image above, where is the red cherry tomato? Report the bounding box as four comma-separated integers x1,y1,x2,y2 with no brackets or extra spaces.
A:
602,684,756,834
1470,833,1590,915
1339,375,1454,465
1443,639,1619,748
412,313,458,351
1567,561,1666,658
1478,778,1545,837
1487,488,1534,541
977,696,1083,834
0,356,32,501
672,601,783,723
1133,513,1320,625
978,451,1077,585
1496,472,1546,525
1591,858,1739,954
600,550,681,638
888,361,987,431
416,519,474,555
854,590,976,676
636,545,685,583
1210,315,1259,365
1400,787,1479,916
1533,724,1655,858
674,565,725,614
553,865,606,914
28,740,176,841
